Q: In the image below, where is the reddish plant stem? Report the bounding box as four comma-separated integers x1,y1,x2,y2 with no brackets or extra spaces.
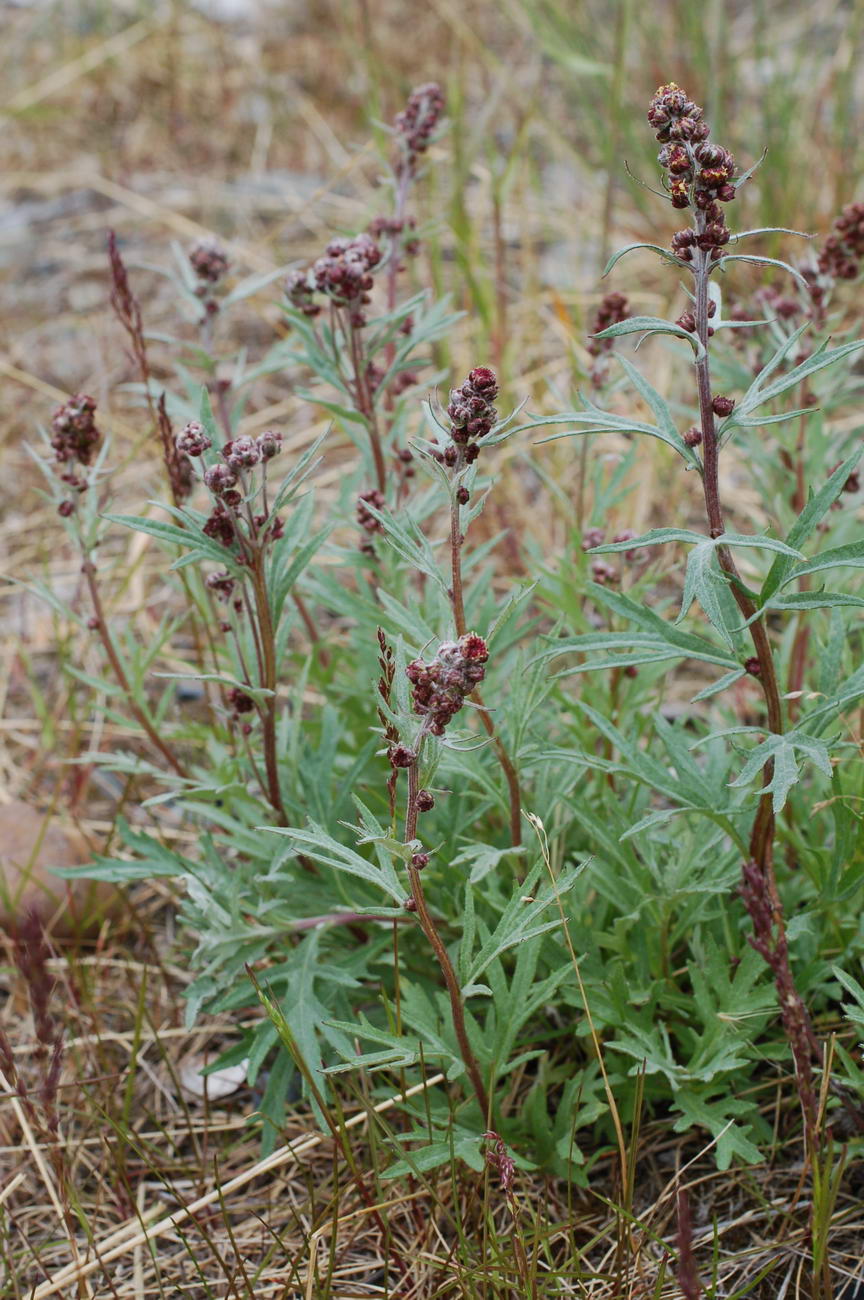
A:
404,757,491,1120
692,238,820,1128
82,560,189,781
787,397,812,724
693,251,784,844
449,482,523,848
248,553,287,826
347,314,387,494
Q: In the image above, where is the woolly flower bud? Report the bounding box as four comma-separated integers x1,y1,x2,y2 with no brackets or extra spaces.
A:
227,686,255,714
683,426,702,447
416,789,435,812
712,395,735,417
587,292,630,365
817,201,864,282
50,393,101,468
357,489,385,535
176,421,212,457
388,743,416,769
189,238,229,284
446,366,499,448
223,435,260,469
206,571,235,601
257,429,283,461
285,269,320,317
204,463,238,495
407,633,489,736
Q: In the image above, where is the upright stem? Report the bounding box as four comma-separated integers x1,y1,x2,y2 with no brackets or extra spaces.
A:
404,758,491,1120
787,396,813,724
83,560,189,781
450,483,523,848
249,556,287,826
693,250,784,861
348,318,387,494
692,240,820,1129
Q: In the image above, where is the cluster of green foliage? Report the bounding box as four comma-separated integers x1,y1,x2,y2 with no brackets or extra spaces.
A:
37,83,864,1191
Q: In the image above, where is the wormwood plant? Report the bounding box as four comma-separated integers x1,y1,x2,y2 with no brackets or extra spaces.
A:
31,78,864,1287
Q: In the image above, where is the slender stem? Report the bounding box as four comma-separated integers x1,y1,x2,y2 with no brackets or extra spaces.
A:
692,238,820,1133
405,760,491,1120
83,560,189,780
249,556,287,825
787,394,813,724
450,481,522,848
347,316,387,493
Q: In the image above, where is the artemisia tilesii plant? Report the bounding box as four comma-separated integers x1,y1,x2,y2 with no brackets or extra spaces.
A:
31,76,864,1277
531,84,864,1174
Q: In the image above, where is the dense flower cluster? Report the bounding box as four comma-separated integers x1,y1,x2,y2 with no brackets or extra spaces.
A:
587,292,630,384
648,84,735,262
356,488,385,537
176,420,212,457
51,394,100,473
189,239,229,285
287,234,383,328
394,82,445,177
51,394,102,511
432,367,499,469
199,430,284,548
817,202,864,281
202,500,236,546
406,634,488,736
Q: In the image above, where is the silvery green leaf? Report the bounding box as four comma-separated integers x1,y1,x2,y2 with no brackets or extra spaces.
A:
593,314,706,361
602,242,687,276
